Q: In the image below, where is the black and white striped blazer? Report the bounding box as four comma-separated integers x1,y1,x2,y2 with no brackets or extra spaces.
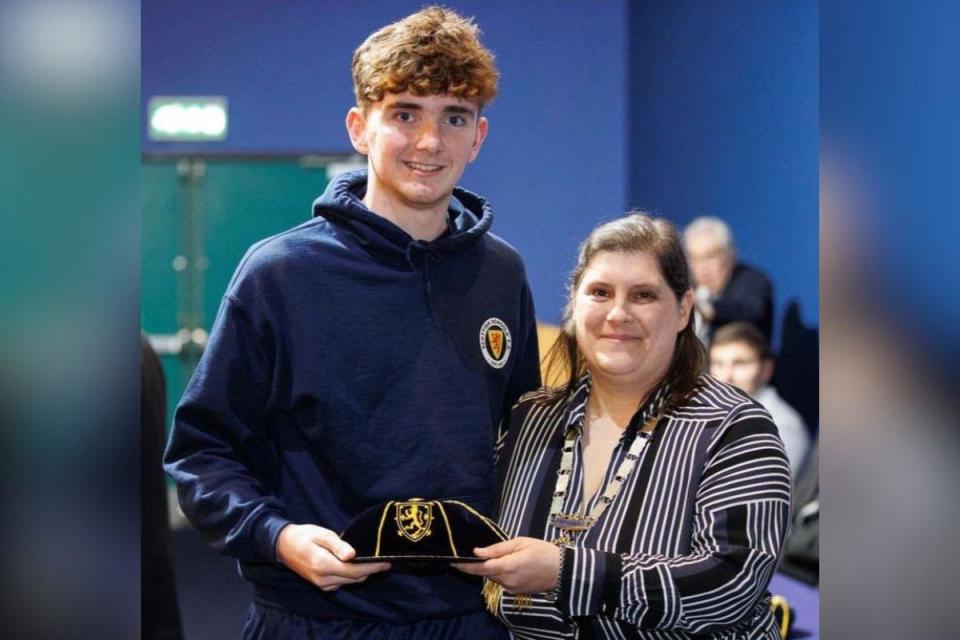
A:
492,374,792,640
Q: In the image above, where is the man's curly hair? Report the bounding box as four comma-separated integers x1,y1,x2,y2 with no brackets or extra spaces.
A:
352,6,499,109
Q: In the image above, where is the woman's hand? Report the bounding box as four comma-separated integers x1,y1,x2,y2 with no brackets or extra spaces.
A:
453,536,562,594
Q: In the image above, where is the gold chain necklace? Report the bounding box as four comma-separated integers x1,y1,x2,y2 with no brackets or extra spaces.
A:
487,398,661,616
547,413,659,534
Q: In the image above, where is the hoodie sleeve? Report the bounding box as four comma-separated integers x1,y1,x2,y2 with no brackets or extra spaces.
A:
503,279,542,421
163,291,291,565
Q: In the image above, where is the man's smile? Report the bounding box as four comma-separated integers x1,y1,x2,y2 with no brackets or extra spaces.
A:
404,161,444,175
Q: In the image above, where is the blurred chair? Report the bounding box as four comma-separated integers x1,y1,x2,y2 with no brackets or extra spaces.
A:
772,300,819,439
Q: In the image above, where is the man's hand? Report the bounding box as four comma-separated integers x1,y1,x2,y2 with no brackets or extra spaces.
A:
694,284,716,321
276,524,390,591
452,537,561,595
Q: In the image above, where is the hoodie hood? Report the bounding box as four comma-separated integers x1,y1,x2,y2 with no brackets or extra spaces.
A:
312,169,493,269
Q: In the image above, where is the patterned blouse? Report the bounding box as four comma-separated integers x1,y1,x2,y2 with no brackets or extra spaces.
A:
492,374,791,639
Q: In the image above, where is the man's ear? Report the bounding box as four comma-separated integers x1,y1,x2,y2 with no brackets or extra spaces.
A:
760,358,775,385
726,248,738,271
469,116,489,162
346,107,368,154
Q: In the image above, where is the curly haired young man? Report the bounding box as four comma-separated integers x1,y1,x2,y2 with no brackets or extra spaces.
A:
165,7,540,639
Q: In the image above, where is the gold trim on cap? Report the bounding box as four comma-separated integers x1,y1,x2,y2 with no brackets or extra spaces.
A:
447,499,508,540
373,500,395,557
433,502,459,557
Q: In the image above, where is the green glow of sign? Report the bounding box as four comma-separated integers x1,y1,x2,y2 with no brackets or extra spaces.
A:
148,96,228,141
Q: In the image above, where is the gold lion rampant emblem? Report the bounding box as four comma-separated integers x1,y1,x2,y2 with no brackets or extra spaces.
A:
479,318,511,369
488,328,505,360
395,500,433,542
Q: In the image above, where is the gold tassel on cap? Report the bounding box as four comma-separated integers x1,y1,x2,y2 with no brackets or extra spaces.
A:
482,579,503,616
483,579,532,616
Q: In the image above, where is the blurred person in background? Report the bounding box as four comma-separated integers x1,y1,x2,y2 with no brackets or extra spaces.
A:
682,216,773,344
457,213,791,639
141,334,183,640
163,7,541,639
820,136,960,639
709,321,811,478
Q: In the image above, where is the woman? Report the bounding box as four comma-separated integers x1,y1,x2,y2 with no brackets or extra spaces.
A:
455,213,791,639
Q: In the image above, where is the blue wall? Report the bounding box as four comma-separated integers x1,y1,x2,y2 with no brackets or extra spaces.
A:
142,0,816,332
628,0,819,338
142,0,628,324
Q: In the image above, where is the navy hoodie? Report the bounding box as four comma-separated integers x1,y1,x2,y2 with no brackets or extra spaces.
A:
164,170,541,622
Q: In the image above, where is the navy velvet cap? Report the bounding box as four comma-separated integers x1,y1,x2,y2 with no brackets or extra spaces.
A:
340,498,507,564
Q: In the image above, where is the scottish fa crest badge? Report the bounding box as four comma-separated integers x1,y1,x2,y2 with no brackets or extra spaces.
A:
395,500,434,542
479,317,512,369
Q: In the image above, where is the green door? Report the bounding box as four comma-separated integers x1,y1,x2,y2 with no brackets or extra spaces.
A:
141,156,340,422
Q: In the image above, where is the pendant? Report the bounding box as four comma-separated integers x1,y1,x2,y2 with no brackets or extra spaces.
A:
549,514,594,531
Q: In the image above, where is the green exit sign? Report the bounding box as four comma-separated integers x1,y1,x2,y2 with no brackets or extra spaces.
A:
148,96,228,141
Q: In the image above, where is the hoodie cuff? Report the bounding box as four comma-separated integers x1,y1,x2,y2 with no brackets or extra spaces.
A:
556,547,622,617
258,513,294,566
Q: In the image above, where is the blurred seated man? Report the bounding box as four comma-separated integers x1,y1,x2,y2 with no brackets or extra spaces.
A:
683,216,773,342
709,322,810,477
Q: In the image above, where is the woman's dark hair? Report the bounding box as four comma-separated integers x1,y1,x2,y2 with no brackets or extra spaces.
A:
543,211,706,412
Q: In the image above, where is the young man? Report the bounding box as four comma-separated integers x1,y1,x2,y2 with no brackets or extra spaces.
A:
708,321,810,477
164,8,541,638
